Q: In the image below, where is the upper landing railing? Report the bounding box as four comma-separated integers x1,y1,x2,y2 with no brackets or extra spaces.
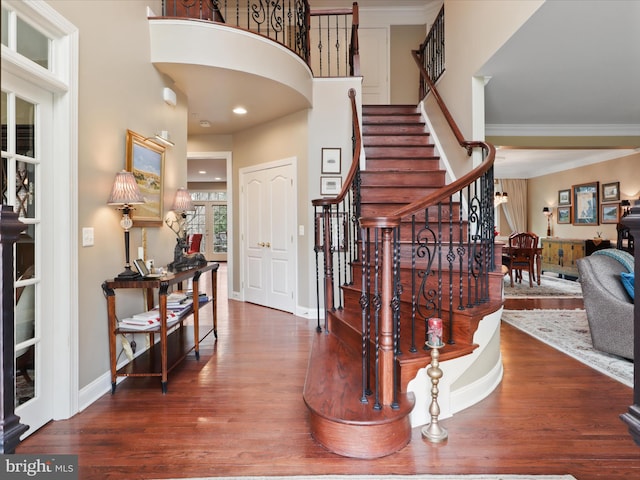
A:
161,1,360,78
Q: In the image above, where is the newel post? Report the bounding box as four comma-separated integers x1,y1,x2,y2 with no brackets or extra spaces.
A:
0,206,29,453
361,215,400,408
620,201,640,445
379,226,395,406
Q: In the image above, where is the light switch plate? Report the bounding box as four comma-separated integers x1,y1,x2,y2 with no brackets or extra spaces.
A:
82,227,94,247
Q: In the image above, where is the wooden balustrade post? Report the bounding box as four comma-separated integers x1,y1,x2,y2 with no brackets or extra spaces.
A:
379,226,395,406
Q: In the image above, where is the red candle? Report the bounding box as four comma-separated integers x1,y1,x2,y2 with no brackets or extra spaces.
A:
428,317,443,347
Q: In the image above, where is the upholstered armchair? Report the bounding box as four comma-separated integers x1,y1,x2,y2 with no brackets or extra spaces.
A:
577,249,634,360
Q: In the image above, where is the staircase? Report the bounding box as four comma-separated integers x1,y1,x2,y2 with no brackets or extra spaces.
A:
304,104,503,458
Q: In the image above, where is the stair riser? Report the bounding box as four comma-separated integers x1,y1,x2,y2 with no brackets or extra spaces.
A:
361,171,446,187
363,105,420,115
366,146,436,158
365,158,440,171
363,124,427,135
364,135,432,147
363,114,422,124
361,187,440,203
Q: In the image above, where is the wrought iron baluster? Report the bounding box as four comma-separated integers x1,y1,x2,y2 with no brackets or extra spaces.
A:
372,228,382,411
360,226,370,403
410,214,417,353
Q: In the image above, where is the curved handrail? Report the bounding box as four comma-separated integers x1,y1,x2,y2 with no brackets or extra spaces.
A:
312,88,361,207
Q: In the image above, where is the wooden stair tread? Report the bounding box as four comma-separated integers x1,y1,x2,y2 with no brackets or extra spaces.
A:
304,331,414,424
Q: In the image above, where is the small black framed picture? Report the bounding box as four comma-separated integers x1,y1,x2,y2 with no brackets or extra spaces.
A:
321,147,341,174
320,176,342,196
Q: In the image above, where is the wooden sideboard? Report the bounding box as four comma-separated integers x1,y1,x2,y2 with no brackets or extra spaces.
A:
540,238,611,278
102,262,218,394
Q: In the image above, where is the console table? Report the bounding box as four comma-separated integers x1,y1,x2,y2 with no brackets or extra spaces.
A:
540,238,611,278
102,262,218,393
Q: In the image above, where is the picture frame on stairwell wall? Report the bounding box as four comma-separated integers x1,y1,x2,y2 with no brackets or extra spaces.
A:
572,182,599,226
320,176,342,196
321,147,341,174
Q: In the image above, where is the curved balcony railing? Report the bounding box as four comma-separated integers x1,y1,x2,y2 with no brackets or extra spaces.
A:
161,1,359,78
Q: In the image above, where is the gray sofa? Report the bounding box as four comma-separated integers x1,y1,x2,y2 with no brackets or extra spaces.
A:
577,250,634,360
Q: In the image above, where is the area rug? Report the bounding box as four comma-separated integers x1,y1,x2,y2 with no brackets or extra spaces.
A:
160,476,577,480
503,272,582,298
501,309,632,387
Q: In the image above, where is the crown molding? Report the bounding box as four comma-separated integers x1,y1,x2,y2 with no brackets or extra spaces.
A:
486,123,640,137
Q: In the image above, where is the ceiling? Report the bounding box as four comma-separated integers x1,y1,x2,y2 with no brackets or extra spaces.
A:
180,0,640,182
479,0,640,178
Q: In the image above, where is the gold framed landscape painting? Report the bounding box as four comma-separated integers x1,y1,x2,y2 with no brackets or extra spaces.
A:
125,129,165,226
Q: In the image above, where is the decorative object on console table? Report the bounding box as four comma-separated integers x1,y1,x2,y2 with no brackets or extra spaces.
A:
107,170,145,279
572,182,599,226
165,187,206,271
541,237,611,278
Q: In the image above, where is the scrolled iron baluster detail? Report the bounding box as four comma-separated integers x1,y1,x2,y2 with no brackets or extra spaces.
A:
270,0,284,34
414,209,438,348
294,0,307,58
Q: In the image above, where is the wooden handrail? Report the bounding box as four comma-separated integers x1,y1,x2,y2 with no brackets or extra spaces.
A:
411,49,470,153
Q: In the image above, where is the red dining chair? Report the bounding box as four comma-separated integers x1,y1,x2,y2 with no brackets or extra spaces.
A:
187,234,203,254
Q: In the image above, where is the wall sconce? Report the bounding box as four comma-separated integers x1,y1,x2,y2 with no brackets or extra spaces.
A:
151,130,175,147
107,170,145,279
494,191,508,207
543,207,553,237
621,199,631,217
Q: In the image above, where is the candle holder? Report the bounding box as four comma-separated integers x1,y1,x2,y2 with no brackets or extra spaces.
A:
421,342,448,443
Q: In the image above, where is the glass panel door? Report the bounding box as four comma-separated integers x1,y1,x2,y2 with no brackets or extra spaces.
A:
186,192,227,262
2,73,54,434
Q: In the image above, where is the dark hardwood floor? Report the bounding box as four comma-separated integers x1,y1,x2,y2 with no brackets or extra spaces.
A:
17,264,639,479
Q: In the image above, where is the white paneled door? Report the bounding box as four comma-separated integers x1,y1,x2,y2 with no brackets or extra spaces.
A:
241,160,296,313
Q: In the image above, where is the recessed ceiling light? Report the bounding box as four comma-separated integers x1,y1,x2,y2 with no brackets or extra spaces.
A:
199,120,211,127
199,170,207,175
233,107,247,115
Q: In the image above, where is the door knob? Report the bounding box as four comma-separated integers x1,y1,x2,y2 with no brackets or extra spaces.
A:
258,242,266,247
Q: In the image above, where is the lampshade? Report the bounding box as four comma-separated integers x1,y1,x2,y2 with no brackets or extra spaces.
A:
171,187,194,212
621,200,631,207
107,170,145,206
542,207,551,215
